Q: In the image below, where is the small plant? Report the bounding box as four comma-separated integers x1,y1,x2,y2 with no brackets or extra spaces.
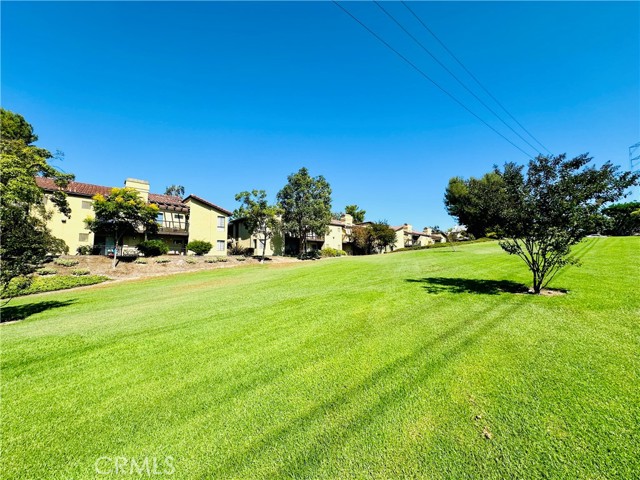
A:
217,257,228,263
236,257,246,262
76,245,93,255
155,259,171,264
134,259,148,265
187,240,213,256
298,250,321,260
320,247,346,258
137,240,169,257
185,258,197,264
54,258,79,267
36,268,57,276
204,258,217,263
71,269,90,276
228,242,247,256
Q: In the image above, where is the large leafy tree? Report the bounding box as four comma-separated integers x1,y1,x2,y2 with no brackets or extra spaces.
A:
234,190,282,263
85,188,159,268
602,201,640,236
445,153,639,293
351,221,396,254
276,167,332,254
345,204,366,223
0,109,73,299
165,184,185,197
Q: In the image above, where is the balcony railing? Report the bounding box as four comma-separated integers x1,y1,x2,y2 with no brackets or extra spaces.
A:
306,234,325,242
157,221,189,235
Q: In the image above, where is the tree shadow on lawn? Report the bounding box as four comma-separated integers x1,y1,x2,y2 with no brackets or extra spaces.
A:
406,277,529,295
1,299,77,323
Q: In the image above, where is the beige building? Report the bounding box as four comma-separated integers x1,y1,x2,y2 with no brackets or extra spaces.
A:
36,177,231,256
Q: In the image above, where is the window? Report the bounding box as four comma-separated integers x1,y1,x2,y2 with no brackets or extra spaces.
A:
156,213,164,223
217,216,225,230
81,200,92,209
79,233,89,242
217,240,225,251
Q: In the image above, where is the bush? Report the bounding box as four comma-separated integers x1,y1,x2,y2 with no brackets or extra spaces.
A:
236,257,246,262
228,243,247,256
136,240,169,257
187,240,213,256
320,247,346,258
298,250,321,260
54,258,79,267
204,258,217,263
134,259,147,265
76,245,93,255
185,258,197,264
71,269,90,276
217,257,228,263
1,275,109,298
36,268,57,276
155,259,171,264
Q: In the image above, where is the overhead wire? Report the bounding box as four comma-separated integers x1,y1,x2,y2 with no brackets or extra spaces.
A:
332,1,536,158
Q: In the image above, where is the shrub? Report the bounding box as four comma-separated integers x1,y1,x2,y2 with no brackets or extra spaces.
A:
137,240,169,257
134,259,147,264
76,245,93,255
320,247,347,258
71,269,90,276
228,243,247,256
185,258,197,264
217,257,228,263
155,259,171,264
36,268,57,276
204,258,217,264
1,275,109,298
236,257,246,262
187,240,213,256
298,250,321,260
53,258,79,267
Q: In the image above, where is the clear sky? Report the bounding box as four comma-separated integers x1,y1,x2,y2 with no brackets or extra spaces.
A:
2,1,639,228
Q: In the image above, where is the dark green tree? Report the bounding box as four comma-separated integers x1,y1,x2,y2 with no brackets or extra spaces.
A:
602,201,640,236
276,167,332,254
445,154,639,293
351,221,396,254
0,109,73,299
345,204,366,223
234,190,282,262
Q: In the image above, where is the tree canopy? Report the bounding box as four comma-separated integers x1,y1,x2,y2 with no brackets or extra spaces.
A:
345,204,366,223
601,201,640,236
0,109,73,299
165,185,185,197
445,153,639,293
234,189,282,262
276,167,332,254
352,221,396,254
85,188,159,267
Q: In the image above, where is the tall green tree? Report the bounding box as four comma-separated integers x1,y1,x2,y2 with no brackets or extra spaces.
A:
276,167,332,254
0,109,73,299
165,185,185,197
345,204,366,223
85,188,159,268
351,221,396,254
445,153,639,293
234,190,282,263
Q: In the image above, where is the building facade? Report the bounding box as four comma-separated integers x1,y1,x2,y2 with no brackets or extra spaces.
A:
36,177,231,256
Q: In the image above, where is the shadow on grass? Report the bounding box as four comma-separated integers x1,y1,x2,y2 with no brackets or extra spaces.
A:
1,299,77,323
406,276,529,295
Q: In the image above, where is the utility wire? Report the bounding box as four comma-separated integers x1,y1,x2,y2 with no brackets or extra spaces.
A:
401,1,552,154
332,1,535,158
375,1,542,155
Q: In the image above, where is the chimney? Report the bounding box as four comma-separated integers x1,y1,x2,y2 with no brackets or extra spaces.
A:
423,227,432,235
124,178,149,202
341,213,353,225
403,223,413,232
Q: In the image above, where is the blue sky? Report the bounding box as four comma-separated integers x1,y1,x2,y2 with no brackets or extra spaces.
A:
2,1,639,228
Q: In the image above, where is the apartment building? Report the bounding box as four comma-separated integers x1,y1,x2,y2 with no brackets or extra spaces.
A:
36,177,231,255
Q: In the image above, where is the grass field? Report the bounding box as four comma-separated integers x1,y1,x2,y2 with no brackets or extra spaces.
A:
2,238,638,479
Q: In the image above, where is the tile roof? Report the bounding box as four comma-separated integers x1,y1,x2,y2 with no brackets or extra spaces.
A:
183,194,232,216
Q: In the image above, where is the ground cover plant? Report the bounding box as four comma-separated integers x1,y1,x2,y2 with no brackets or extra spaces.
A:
1,238,638,478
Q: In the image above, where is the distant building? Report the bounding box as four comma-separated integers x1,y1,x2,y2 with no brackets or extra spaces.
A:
36,177,231,255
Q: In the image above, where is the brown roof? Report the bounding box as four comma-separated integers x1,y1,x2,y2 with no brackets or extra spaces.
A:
183,194,232,216
35,177,227,214
329,219,345,226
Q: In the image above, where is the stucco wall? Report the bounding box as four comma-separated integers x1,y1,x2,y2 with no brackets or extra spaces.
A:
185,199,228,256
44,194,95,254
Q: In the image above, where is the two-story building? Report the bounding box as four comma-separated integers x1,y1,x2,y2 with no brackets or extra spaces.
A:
36,177,231,256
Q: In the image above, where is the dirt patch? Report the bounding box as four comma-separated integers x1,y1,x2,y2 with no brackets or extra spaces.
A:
45,254,301,280
516,288,568,296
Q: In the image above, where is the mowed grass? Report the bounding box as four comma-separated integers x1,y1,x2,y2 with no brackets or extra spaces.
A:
1,238,638,479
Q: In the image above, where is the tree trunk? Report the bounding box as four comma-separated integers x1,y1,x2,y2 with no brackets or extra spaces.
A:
532,270,542,294
112,230,119,269
261,233,267,263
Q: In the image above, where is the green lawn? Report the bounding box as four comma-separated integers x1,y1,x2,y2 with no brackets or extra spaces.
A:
2,238,638,479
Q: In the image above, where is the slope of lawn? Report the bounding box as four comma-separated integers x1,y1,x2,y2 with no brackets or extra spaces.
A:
1,238,638,479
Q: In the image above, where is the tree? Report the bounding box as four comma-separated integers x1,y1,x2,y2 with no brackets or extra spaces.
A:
165,185,185,197
602,201,640,236
345,204,366,223
0,109,73,299
85,188,159,268
446,154,639,293
276,167,332,254
234,190,282,263
351,221,396,254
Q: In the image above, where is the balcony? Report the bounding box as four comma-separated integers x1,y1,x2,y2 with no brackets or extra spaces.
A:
157,221,189,236
306,234,325,242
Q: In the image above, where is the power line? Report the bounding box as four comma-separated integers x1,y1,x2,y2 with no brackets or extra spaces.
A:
332,1,535,158
402,1,552,155
374,1,543,155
